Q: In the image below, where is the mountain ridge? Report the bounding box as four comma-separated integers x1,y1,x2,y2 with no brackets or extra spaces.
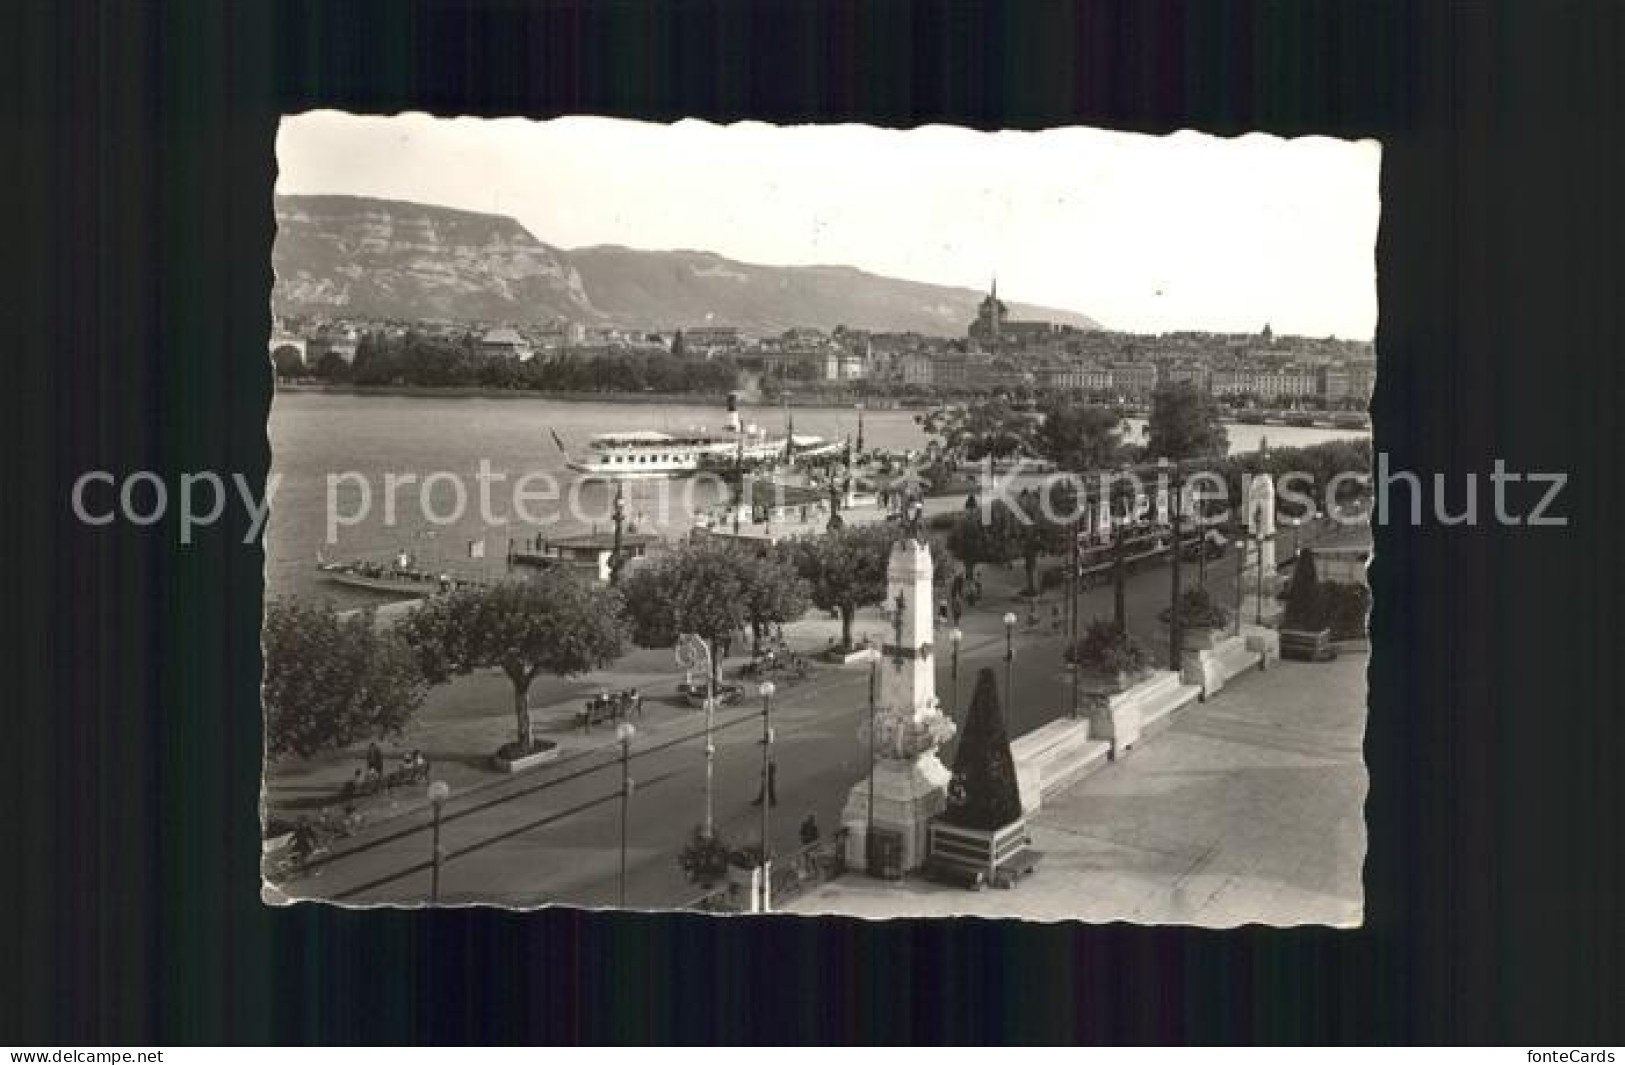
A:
273,195,1098,334
272,194,1102,335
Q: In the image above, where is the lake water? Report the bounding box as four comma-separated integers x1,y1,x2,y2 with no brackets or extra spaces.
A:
267,392,1366,605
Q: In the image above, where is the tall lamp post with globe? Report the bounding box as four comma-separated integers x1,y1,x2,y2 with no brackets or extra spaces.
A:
616,721,636,907
1002,612,1018,710
426,780,450,905
675,634,718,837
756,680,776,912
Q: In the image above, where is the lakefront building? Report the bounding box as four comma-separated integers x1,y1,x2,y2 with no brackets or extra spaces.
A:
478,327,534,362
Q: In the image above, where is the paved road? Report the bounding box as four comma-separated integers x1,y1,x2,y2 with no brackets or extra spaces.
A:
275,518,1362,908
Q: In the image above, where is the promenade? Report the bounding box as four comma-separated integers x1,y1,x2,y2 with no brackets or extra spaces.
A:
785,651,1368,926
265,514,1367,912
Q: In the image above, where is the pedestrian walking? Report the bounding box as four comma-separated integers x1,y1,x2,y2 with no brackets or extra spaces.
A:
799,812,820,847
366,742,384,779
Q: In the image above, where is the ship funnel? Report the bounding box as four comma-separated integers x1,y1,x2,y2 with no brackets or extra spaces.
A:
725,391,742,433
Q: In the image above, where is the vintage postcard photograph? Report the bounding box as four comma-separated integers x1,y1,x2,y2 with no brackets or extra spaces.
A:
261,113,1378,924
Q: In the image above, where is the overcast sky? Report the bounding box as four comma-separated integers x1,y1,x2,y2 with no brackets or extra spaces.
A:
277,112,1379,339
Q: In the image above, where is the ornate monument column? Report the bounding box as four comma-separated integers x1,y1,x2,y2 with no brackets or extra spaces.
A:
1246,470,1277,577
1241,464,1284,662
841,537,957,875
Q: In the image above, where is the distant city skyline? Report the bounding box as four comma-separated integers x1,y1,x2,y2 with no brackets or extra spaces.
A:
277,112,1380,340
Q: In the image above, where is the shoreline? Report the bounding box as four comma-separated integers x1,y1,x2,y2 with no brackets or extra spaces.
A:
270,383,1372,429
273,382,921,410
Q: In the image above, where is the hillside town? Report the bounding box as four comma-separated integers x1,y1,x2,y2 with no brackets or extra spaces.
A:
270,279,1374,416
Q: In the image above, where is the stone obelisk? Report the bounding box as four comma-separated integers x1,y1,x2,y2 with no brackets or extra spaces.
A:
1246,470,1277,578
841,535,957,875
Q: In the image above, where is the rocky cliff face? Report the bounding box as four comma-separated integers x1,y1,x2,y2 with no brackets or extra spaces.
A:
273,195,601,324
273,195,1100,335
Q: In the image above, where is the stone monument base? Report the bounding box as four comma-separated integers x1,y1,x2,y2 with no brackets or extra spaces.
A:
926,817,1035,887
841,753,951,876
1181,634,1262,698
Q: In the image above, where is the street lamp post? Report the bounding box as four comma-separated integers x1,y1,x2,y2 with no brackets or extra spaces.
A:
731,423,746,536
948,627,963,722
426,780,450,905
1233,523,1246,637
757,681,776,912
1070,511,1081,719
1171,506,1183,671
1111,505,1128,630
1002,612,1018,711
1161,459,1183,672
616,721,636,907
1197,492,1209,589
864,637,878,874
609,481,626,585
1256,530,1266,626
675,634,718,837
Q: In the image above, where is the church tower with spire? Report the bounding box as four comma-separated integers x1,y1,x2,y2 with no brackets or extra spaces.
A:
968,275,1009,350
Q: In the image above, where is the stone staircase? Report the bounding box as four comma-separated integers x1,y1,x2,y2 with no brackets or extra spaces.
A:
1011,717,1112,806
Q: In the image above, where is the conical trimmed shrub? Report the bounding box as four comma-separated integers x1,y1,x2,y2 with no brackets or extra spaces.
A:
1281,548,1323,630
942,667,1024,832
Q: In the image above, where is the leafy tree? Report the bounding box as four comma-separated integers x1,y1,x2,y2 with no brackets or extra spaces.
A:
619,538,803,678
785,523,900,651
313,349,351,381
946,501,1017,583
1146,380,1229,460
271,345,305,379
397,572,627,748
949,490,1070,596
1033,398,1122,472
915,398,1036,462
1008,488,1074,597
941,668,1024,832
743,548,813,647
349,330,400,385
263,598,428,759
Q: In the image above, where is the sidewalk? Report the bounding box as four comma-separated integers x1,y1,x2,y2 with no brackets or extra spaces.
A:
784,651,1368,926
